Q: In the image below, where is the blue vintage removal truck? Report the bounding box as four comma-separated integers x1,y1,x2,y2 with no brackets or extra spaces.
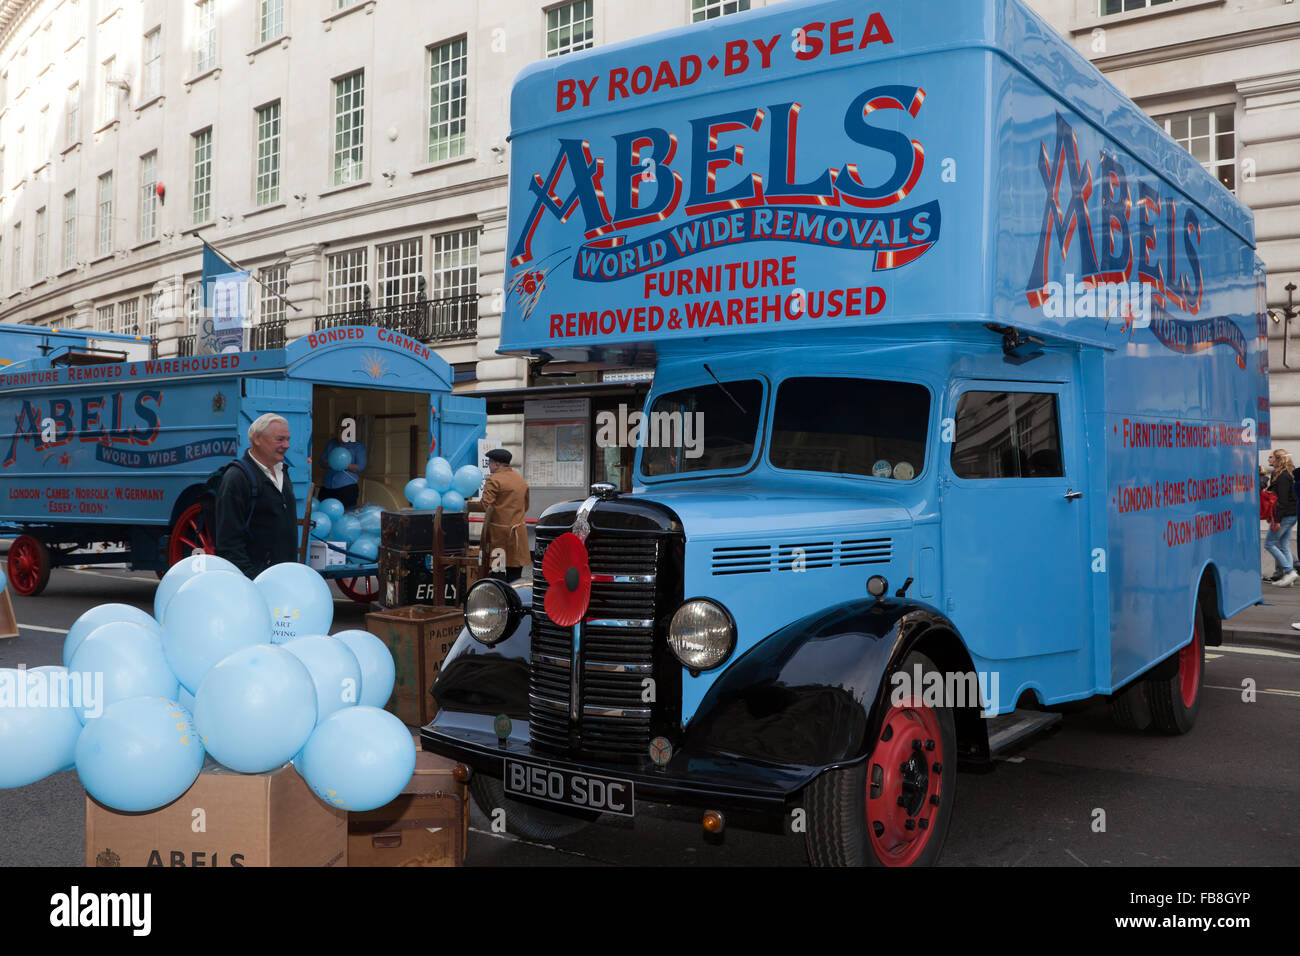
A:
423,0,1268,865
1,325,484,600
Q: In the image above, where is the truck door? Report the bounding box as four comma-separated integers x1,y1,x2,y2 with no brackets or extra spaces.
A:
241,377,313,508
433,392,487,471
938,380,1090,660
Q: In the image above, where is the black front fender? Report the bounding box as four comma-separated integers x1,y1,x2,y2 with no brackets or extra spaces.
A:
430,586,533,721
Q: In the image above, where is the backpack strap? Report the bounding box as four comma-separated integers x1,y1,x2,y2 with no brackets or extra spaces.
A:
228,458,261,530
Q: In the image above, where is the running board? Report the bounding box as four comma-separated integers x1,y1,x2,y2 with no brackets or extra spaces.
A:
987,709,1062,757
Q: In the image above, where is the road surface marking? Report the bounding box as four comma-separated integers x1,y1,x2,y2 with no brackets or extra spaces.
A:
1215,645,1300,660
1206,684,1300,698
68,568,154,584
18,624,70,634
1065,848,1088,867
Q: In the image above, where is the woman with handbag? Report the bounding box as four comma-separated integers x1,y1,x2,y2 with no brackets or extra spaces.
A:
1264,449,1299,585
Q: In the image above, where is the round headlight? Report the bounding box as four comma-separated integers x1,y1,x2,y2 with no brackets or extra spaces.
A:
465,579,521,645
668,599,736,671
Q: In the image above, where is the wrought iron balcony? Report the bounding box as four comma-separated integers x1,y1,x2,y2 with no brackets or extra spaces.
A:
248,316,288,350
313,294,478,343
176,334,196,357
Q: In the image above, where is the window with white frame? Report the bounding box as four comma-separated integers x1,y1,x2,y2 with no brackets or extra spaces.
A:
431,229,477,301
1154,106,1236,192
259,263,288,325
186,281,203,334
37,105,48,165
255,101,281,206
66,83,79,145
325,248,368,313
259,0,284,44
143,28,161,99
377,238,423,306
336,0,361,9
142,291,160,339
33,207,46,280
11,223,22,288
140,151,158,241
95,303,115,334
428,39,467,163
546,1,593,57
118,297,139,335
99,56,118,125
1101,0,1180,14
62,190,76,270
15,127,24,179
96,171,114,257
194,0,216,73
332,71,365,185
192,128,212,223
691,0,749,21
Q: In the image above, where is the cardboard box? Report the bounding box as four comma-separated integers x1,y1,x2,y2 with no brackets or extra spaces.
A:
309,540,346,569
365,605,464,726
85,762,347,868
348,746,467,867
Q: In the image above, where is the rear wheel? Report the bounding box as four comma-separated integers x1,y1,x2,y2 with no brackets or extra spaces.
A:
337,575,379,604
806,651,956,867
166,502,215,567
6,535,52,596
469,773,597,841
1147,600,1206,735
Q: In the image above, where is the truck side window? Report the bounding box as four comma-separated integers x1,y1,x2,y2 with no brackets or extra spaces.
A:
951,391,1063,479
770,377,930,478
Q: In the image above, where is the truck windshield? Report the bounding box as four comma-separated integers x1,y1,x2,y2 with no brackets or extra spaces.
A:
770,377,931,479
640,379,764,476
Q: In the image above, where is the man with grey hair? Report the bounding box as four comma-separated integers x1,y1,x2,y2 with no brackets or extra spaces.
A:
214,413,298,577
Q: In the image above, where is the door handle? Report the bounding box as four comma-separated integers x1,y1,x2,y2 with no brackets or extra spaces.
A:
1064,489,1083,501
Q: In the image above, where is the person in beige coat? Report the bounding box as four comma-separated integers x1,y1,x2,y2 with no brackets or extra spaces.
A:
479,448,530,581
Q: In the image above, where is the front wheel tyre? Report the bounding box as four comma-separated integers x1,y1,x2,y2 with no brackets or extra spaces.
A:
1147,600,1206,735
469,773,598,842
805,651,957,867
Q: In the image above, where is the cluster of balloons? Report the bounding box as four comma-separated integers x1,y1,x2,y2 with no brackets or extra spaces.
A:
0,556,414,814
404,456,482,513
310,498,383,563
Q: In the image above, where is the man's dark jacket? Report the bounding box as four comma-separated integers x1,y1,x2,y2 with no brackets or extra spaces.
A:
214,452,298,578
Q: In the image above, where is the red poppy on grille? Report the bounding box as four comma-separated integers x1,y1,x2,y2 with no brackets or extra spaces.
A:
542,532,592,627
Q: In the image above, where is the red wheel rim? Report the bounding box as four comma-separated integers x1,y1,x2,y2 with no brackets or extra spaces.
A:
866,700,945,867
7,537,46,595
337,576,378,603
167,503,214,566
1179,620,1203,709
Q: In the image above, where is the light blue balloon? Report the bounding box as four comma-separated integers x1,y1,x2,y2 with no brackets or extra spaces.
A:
425,457,454,493
193,644,317,773
441,490,466,513
404,478,428,504
318,498,345,522
161,571,271,694
361,503,382,516
326,446,353,471
310,512,333,540
359,510,382,535
177,685,196,713
334,514,363,545
75,697,204,812
69,622,179,723
0,567,6,593
281,635,362,723
254,562,334,645
413,488,442,511
297,706,416,812
351,536,379,562
332,629,397,709
453,465,484,498
153,553,242,622
64,603,161,668
0,667,85,787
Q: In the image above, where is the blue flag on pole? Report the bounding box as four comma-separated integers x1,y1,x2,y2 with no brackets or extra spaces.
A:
199,243,248,354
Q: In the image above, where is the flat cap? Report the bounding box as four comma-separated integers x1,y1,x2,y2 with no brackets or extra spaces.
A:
486,448,512,464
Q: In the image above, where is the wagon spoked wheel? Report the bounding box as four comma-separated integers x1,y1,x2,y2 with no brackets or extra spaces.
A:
166,503,215,567
7,534,52,596
337,575,379,604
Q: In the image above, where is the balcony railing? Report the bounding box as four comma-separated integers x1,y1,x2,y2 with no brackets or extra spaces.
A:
248,316,288,351
177,334,196,357
313,294,478,342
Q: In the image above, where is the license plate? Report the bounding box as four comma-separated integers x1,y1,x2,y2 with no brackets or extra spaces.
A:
503,759,635,817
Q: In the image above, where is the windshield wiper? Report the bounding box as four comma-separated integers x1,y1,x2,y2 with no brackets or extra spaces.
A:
702,363,747,414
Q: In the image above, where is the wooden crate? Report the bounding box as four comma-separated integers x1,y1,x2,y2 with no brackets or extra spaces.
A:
364,605,465,726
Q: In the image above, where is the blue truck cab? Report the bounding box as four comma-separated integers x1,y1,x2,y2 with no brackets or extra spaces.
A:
422,0,1266,865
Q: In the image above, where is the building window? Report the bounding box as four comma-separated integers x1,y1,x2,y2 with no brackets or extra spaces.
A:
194,0,217,74
119,298,140,336
34,207,46,281
1154,106,1236,192
332,71,365,185
427,38,467,163
259,263,288,325
15,128,24,180
143,28,161,99
143,292,160,339
691,0,749,21
97,171,114,257
187,281,203,334
336,0,361,8
326,248,368,313
66,83,79,145
259,0,284,44
140,151,158,241
377,238,423,306
11,223,23,288
255,101,281,206
99,56,118,125
95,303,115,334
62,190,76,271
431,228,477,338
37,105,50,166
192,128,212,223
546,1,593,57
1101,0,1180,14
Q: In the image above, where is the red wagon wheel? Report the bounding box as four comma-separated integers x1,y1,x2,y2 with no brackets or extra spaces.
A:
167,503,215,567
336,575,379,604
7,534,52,596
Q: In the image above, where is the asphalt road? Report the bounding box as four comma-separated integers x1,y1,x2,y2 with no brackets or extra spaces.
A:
2,567,1298,867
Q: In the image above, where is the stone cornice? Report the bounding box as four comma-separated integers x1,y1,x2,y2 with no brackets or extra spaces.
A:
1087,20,1300,73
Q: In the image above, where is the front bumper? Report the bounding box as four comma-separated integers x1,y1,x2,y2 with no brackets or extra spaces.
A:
421,711,820,816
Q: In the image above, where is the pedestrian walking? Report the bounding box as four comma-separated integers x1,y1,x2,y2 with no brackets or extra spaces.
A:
1263,448,1298,586
477,448,530,582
